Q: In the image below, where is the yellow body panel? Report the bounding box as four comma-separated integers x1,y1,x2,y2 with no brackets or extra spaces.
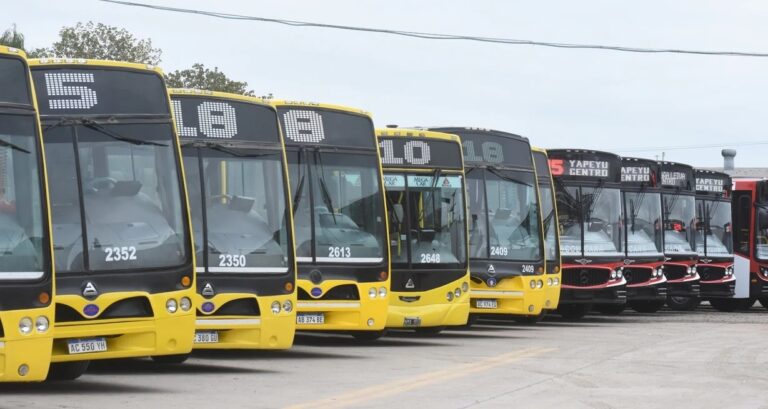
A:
295,280,389,331
376,128,471,328
531,146,562,311
193,293,295,350
51,291,195,362
0,46,55,381
29,59,198,362
470,276,546,315
170,89,298,348
273,101,391,333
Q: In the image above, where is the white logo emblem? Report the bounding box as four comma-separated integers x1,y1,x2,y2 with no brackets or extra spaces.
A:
487,264,496,274
202,283,215,296
405,278,415,289
82,282,98,297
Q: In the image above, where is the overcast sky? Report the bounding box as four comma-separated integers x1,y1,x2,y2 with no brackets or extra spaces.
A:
4,0,767,167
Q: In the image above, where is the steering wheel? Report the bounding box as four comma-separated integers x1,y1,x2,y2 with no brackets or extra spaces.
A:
86,177,118,192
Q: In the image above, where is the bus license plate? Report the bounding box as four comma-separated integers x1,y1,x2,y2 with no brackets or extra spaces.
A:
403,317,422,327
476,299,498,309
194,331,219,344
297,313,325,325
67,338,108,354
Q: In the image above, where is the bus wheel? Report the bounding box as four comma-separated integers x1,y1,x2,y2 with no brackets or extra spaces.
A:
151,354,190,364
512,312,545,325
629,300,664,313
759,297,768,310
594,304,625,315
415,326,446,336
47,361,90,381
743,298,757,310
351,330,387,341
462,314,479,328
556,304,591,321
708,298,741,312
667,296,700,311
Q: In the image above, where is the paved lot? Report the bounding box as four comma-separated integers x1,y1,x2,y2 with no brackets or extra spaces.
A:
3,304,768,409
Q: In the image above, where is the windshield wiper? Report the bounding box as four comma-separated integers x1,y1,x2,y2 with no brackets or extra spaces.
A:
0,138,30,154
291,149,306,214
314,149,337,224
45,118,167,147
184,141,272,158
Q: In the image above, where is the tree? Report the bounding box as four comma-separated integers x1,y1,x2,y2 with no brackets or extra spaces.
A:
166,64,255,96
0,25,26,50
31,21,161,64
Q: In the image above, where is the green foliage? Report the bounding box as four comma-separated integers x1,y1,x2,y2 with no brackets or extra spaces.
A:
0,25,26,50
166,63,255,96
30,21,162,64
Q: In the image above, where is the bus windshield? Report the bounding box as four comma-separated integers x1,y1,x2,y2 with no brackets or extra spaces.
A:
625,191,663,256
539,185,560,265
0,114,45,280
44,123,188,273
288,150,385,263
466,168,541,261
662,193,696,254
695,199,732,257
756,205,768,260
183,148,290,273
384,173,466,268
557,186,623,258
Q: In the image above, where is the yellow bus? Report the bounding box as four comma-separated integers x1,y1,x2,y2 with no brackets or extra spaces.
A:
531,147,561,312
31,59,196,378
273,101,391,340
170,89,297,349
428,128,547,325
376,128,470,333
0,47,55,381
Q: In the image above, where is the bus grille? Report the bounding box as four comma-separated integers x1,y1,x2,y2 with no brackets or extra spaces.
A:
55,297,153,322
623,267,652,285
206,298,260,316
663,265,688,280
562,268,610,287
298,285,360,301
698,266,726,282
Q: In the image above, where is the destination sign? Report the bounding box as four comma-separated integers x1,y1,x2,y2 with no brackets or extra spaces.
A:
550,159,611,178
171,96,280,144
32,67,169,116
0,55,31,106
378,137,462,169
661,171,689,188
277,107,375,149
695,177,727,193
621,166,651,183
433,130,532,168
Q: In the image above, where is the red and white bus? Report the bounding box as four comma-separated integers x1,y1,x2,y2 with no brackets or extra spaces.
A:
731,178,768,309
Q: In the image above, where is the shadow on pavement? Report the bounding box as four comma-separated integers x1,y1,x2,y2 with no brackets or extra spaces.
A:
192,349,360,361
0,380,165,394
88,358,274,375
294,333,448,348
386,329,524,340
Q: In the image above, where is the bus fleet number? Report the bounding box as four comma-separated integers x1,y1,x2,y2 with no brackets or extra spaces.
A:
105,246,137,262
420,253,441,263
328,246,351,258
490,246,509,256
219,254,247,267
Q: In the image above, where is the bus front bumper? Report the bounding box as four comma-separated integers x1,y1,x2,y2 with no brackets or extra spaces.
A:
626,279,668,301
469,276,548,316
560,283,627,305
386,292,469,328
666,275,701,298
700,277,736,299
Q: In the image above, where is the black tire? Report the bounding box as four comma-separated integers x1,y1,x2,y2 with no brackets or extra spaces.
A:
759,297,768,310
743,297,757,310
708,298,741,312
462,314,479,328
47,361,90,381
594,304,625,315
556,304,591,321
512,313,545,325
667,296,701,311
351,329,387,341
629,300,664,313
151,354,190,364
414,326,445,336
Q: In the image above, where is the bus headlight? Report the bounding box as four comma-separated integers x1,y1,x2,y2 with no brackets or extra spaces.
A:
530,280,536,289
379,287,387,298
547,278,553,286
610,270,618,279
166,299,178,313
18,317,33,335
553,278,559,286
180,297,192,312
271,301,281,314
454,288,462,298
283,300,293,313
35,316,49,333
536,280,543,289
617,270,623,279
462,282,469,292
368,287,377,299
446,291,454,302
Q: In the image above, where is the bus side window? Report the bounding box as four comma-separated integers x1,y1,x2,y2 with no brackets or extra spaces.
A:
733,192,751,256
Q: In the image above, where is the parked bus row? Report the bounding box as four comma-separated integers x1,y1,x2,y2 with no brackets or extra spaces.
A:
0,51,765,383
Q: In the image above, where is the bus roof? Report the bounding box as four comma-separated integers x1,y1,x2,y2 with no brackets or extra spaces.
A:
169,88,273,108
530,146,547,154
426,127,529,143
375,127,461,144
0,45,27,58
29,58,165,75
271,99,371,117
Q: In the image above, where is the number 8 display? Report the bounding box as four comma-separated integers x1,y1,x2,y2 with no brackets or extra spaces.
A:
282,110,325,143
